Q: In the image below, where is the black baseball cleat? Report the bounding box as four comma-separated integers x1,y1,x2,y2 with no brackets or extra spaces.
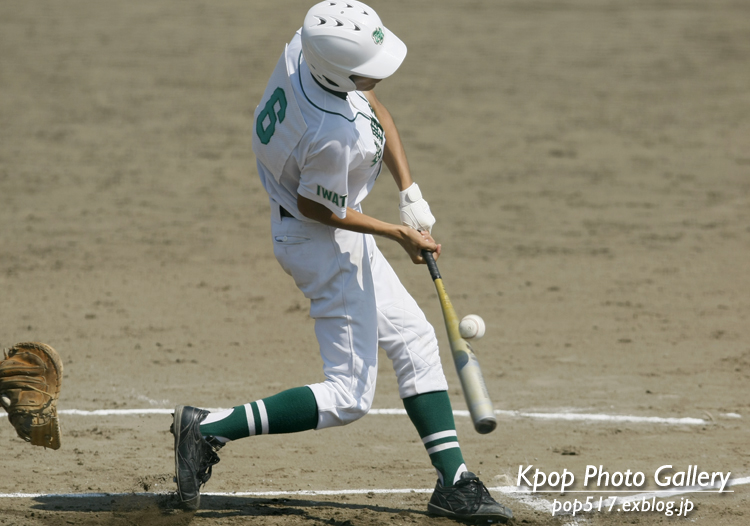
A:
428,471,514,524
171,405,222,511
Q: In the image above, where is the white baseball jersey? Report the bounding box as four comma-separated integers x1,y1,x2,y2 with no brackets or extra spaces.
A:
254,30,385,220
252,32,448,429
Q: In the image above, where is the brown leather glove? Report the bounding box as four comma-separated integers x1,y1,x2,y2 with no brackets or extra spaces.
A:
0,342,63,449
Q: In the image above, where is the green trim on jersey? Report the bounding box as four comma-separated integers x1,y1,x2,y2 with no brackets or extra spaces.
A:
310,74,348,100
296,52,385,175
297,52,373,123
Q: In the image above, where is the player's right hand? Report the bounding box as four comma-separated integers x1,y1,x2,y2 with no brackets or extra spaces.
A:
397,227,441,264
399,183,436,233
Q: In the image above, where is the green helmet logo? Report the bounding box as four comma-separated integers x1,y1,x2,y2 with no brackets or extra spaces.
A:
372,27,384,45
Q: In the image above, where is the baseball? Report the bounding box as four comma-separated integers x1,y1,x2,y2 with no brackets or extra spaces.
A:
459,314,485,340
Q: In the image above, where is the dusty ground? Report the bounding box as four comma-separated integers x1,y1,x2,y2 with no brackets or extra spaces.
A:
1,0,749,525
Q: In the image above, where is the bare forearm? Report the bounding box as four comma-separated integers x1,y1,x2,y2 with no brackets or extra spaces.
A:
297,195,402,241
296,195,439,264
364,90,413,191
381,118,412,191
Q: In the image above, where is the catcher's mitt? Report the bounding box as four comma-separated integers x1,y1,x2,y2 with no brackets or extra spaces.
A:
0,342,63,449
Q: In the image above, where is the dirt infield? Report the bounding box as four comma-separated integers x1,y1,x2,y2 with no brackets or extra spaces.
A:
1,1,749,524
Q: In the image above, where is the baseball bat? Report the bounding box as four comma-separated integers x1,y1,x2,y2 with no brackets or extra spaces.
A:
422,250,497,434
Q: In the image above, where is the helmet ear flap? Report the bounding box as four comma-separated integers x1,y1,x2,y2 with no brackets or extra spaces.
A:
304,44,358,92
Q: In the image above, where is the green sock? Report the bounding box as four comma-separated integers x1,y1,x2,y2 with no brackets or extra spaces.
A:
403,391,467,487
199,386,318,440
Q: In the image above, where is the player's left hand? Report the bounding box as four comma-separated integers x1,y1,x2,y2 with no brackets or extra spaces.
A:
399,183,435,234
396,227,441,264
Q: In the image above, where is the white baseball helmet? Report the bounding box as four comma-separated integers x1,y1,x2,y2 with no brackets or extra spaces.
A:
301,1,407,92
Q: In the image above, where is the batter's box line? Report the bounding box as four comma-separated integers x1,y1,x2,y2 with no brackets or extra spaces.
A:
0,407,726,425
0,476,747,502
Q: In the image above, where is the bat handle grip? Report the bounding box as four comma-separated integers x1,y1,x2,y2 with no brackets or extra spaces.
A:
421,250,441,281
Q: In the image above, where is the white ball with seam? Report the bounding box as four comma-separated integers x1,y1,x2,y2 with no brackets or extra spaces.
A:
459,314,485,340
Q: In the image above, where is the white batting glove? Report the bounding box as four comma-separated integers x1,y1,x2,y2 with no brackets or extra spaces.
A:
399,183,436,233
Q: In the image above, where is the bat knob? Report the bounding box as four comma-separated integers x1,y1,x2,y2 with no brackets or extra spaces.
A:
474,416,497,435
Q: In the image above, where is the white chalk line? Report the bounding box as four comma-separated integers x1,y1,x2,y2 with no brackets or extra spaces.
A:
0,407,718,425
1,477,747,507
1,477,746,526
371,408,709,425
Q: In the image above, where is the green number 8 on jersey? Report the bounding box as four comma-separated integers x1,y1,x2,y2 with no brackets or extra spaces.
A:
256,87,287,145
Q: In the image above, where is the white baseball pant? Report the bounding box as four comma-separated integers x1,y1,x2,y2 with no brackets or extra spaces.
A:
270,205,449,429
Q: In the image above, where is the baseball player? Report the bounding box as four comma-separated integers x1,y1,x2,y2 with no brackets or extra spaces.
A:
171,2,513,522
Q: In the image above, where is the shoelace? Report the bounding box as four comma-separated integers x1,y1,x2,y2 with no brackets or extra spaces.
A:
198,447,221,485
455,476,492,512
